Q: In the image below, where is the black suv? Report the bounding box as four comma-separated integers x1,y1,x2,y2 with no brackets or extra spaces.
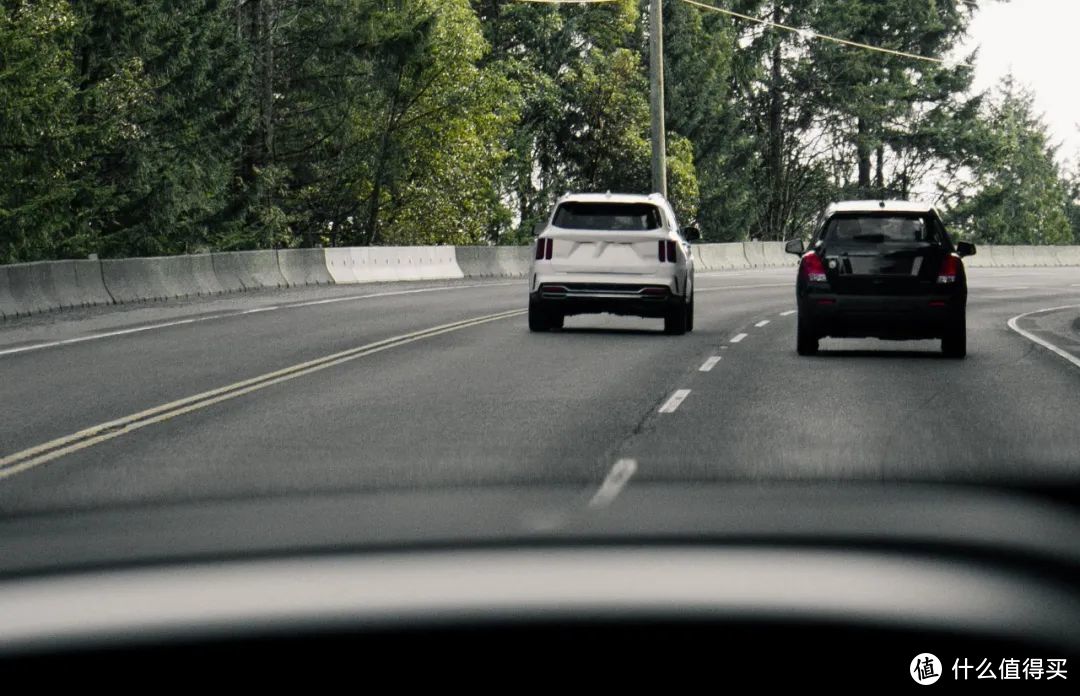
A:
785,201,976,358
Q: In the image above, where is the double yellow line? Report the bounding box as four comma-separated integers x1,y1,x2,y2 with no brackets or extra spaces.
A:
0,309,526,481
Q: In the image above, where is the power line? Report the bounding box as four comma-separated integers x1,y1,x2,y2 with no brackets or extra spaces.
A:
681,0,972,68
513,0,972,69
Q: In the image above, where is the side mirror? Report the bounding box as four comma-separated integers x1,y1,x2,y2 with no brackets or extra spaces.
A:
532,222,546,236
683,226,701,242
784,238,805,256
956,241,976,258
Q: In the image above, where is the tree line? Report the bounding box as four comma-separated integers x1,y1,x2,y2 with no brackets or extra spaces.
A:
1,0,1077,263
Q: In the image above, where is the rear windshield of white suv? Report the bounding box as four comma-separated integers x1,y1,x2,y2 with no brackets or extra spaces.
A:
824,214,942,245
552,202,663,231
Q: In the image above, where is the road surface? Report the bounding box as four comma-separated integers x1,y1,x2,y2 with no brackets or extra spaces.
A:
1,266,1079,515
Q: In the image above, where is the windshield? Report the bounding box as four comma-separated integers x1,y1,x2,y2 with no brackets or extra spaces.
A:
553,202,663,230
1,1,1079,578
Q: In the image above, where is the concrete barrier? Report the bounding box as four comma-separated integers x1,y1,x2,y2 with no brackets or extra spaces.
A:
71,260,114,307
1053,245,1080,266
0,260,113,317
455,246,533,278
1003,246,1039,267
355,247,401,283
100,258,165,303
190,254,226,295
101,257,167,303
695,243,749,271
436,246,469,280
762,242,797,267
990,246,1017,268
455,247,501,279
278,248,333,287
324,248,359,283
3,261,62,315
742,241,768,268
210,250,286,291
964,245,985,267
493,247,532,277
1025,245,1063,267
101,255,224,303
342,246,464,283
0,265,18,318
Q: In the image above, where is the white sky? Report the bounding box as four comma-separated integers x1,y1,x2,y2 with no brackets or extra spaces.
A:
962,0,1079,164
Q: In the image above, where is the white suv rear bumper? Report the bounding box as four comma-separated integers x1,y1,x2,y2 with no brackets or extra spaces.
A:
530,269,691,298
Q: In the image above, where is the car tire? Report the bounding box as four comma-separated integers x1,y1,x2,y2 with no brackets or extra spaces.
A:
686,295,694,333
550,312,564,330
796,312,819,356
528,299,552,332
664,299,689,335
942,312,966,359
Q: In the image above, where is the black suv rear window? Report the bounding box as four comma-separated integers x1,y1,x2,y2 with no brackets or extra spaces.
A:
824,215,941,244
553,202,662,231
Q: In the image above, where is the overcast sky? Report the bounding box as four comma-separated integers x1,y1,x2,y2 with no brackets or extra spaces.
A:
963,0,1079,164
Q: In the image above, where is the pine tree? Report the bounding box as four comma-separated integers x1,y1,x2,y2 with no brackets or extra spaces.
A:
945,76,1072,245
66,0,251,257
0,0,80,262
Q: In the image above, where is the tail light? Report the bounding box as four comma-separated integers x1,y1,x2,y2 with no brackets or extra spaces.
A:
535,238,553,261
658,240,677,263
800,251,828,282
937,255,958,284
642,287,669,297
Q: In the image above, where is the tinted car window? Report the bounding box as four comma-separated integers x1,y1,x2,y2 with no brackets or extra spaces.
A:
553,203,663,231
824,215,941,245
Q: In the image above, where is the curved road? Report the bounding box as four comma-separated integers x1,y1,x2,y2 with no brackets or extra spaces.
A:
1,266,1079,515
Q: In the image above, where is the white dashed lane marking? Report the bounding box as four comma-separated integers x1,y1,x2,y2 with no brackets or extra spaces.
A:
780,310,796,316
730,333,747,343
754,320,770,328
658,389,692,414
588,458,637,509
699,356,722,372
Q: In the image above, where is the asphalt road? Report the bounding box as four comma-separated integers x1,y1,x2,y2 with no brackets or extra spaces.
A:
1,266,1079,516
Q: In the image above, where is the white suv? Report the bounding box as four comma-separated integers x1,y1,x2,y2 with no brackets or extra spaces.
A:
528,192,699,334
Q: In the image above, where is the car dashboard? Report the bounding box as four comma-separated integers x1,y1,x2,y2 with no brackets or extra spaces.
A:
1,483,1077,687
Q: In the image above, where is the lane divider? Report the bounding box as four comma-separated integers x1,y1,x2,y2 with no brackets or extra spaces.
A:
699,356,722,372
779,310,796,316
588,458,637,508
0,282,518,359
1006,305,1080,371
754,320,770,328
658,389,691,414
0,309,526,480
730,333,748,343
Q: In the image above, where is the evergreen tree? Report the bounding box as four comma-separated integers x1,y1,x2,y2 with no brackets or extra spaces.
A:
0,0,79,262
945,76,1072,245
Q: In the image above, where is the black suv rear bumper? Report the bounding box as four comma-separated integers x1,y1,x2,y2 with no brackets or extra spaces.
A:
800,293,965,340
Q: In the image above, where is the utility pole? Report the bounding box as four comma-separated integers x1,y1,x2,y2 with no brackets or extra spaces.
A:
649,0,667,198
